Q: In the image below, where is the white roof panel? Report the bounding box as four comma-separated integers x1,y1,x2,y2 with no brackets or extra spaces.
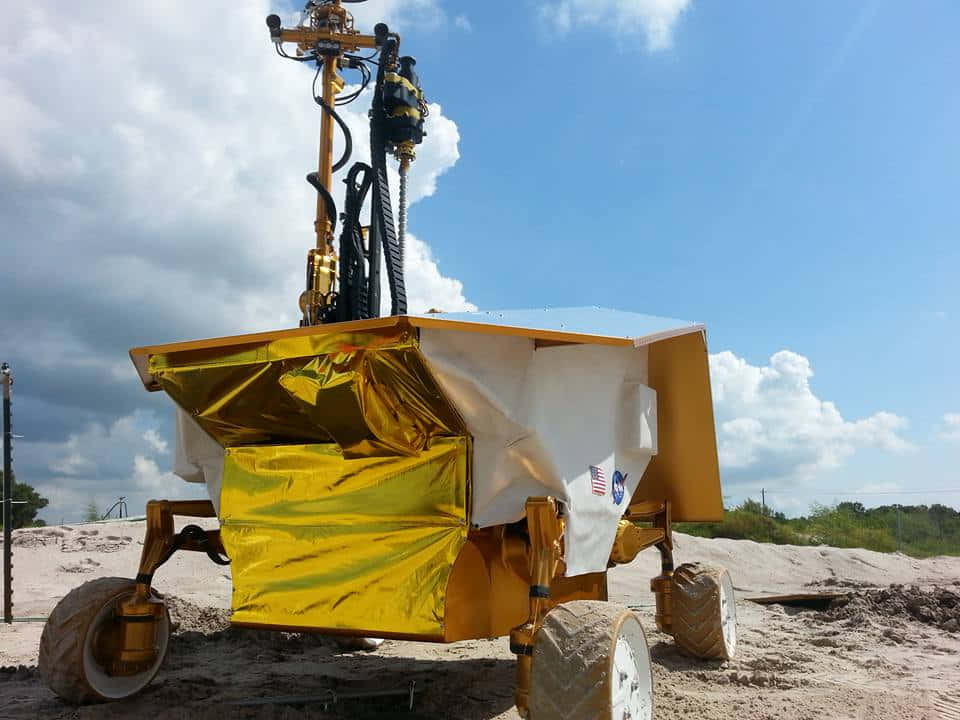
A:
412,306,704,346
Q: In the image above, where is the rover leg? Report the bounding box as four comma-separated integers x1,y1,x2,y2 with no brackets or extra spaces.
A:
39,499,229,704
119,499,227,639
509,497,563,719
129,499,226,602
637,499,738,660
647,501,675,634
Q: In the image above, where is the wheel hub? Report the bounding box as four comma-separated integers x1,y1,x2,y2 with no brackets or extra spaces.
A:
83,591,170,699
719,571,738,657
610,621,653,720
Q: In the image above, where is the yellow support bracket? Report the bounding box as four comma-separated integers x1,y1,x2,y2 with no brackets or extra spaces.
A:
278,28,378,52
509,497,563,719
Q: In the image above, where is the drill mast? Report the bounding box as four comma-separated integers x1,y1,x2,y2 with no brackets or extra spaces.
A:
266,0,426,326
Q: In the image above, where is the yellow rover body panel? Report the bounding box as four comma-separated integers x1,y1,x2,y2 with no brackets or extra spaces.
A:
443,529,607,642
643,329,722,522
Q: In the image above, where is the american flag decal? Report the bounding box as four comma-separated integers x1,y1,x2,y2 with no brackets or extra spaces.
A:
589,465,606,495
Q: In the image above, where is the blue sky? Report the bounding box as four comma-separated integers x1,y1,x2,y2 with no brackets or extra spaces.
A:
404,0,958,419
1,0,958,521
396,0,960,508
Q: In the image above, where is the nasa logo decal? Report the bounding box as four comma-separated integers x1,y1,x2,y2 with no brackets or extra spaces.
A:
611,470,626,505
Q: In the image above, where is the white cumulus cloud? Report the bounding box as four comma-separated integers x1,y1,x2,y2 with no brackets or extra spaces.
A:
143,429,169,455
349,0,447,31
404,232,475,313
538,0,691,50
133,455,180,492
939,413,960,442
710,350,912,488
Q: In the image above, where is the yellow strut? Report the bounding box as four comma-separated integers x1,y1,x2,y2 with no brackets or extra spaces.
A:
510,497,564,718
314,56,343,248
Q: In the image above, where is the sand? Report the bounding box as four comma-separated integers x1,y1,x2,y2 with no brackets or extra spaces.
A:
2,520,959,719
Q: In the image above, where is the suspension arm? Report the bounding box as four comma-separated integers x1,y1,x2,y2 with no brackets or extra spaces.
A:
131,499,228,594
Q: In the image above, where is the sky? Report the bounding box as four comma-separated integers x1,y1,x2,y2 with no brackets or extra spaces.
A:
1,0,958,522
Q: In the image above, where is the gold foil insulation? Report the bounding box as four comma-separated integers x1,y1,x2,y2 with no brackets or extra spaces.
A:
148,327,470,637
148,327,464,454
221,439,467,636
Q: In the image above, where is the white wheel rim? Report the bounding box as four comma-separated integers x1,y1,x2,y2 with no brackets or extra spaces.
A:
719,571,738,657
610,615,653,720
82,593,169,699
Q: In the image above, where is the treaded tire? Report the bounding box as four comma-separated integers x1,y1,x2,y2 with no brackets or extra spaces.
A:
39,577,170,704
671,563,737,660
528,600,654,720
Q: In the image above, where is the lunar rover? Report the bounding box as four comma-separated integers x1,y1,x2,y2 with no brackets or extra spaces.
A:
38,4,737,718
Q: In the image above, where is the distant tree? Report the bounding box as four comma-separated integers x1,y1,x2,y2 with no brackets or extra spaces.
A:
83,500,101,523
0,471,49,529
838,501,866,515
930,504,956,541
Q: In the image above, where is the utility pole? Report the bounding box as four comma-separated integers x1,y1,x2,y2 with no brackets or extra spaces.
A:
896,504,902,553
761,488,766,517
2,363,13,623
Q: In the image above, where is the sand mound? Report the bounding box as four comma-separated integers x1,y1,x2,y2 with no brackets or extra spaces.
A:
166,596,232,634
12,525,133,553
823,584,960,633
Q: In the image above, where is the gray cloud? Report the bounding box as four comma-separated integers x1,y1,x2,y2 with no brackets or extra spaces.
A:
0,0,470,521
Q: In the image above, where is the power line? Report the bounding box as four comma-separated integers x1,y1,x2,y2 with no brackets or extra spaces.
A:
757,488,960,496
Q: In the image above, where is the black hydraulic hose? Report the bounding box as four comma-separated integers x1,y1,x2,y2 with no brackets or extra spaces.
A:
336,62,371,106
316,96,353,172
342,163,373,248
312,61,353,173
306,172,337,237
337,162,374,321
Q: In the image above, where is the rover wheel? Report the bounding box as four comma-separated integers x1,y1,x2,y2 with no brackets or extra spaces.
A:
671,563,737,660
39,577,171,704
529,600,654,720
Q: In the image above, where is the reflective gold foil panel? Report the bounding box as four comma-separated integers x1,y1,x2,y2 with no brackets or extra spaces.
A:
221,438,468,637
147,326,471,636
148,327,465,453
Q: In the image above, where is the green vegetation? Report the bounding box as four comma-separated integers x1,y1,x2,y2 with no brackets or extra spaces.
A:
0,471,48,529
83,500,101,523
675,499,960,558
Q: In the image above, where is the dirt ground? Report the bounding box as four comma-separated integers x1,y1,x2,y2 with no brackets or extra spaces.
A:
2,521,959,719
